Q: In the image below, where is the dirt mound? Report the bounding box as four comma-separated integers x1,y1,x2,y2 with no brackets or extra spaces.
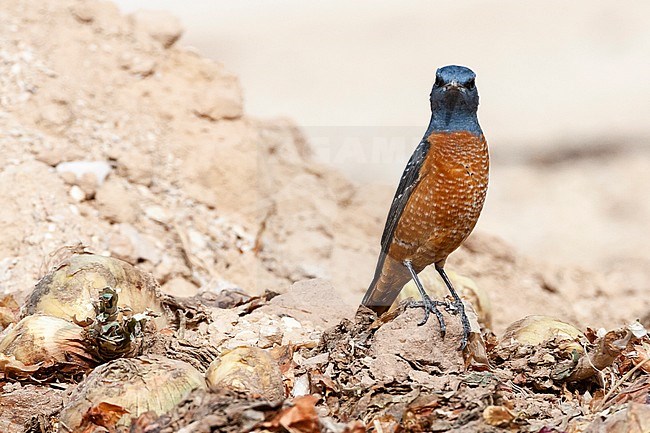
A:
0,0,376,305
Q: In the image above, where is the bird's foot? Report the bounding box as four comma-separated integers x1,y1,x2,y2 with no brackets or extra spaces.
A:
406,294,447,337
446,298,471,351
442,299,458,313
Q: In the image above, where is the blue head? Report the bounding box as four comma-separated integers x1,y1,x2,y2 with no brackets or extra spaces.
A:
426,65,482,136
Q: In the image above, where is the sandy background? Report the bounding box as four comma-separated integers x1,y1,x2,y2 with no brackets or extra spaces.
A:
110,0,650,273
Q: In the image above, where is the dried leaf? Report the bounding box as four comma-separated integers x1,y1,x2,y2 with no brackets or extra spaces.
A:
402,394,441,429
483,405,515,427
270,344,297,375
80,402,130,433
538,428,563,433
0,353,43,379
589,389,605,413
265,395,320,433
584,327,599,344
368,416,399,433
612,376,650,406
310,372,339,394
629,341,650,373
628,321,647,339
464,330,491,371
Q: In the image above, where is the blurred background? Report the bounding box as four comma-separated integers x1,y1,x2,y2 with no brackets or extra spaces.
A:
114,0,650,272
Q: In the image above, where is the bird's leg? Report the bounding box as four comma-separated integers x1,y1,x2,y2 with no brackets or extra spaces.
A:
403,260,446,337
435,265,470,350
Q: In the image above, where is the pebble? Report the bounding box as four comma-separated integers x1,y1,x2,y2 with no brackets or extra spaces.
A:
69,185,86,202
56,161,112,185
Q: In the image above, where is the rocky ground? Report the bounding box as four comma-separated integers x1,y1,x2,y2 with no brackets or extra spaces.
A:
1,1,650,432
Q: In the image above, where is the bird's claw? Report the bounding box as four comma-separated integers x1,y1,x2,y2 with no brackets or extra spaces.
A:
408,297,471,351
449,298,471,351
443,300,458,313
406,295,446,337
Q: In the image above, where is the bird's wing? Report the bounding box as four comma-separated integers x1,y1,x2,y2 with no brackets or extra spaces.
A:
362,139,431,311
379,139,430,253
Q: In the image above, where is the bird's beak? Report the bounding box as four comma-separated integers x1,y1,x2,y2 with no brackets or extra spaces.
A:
444,80,462,91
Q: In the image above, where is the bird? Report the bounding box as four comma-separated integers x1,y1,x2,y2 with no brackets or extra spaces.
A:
361,65,489,350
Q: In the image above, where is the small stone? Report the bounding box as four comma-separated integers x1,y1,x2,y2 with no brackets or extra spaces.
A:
280,316,302,330
195,79,243,121
145,205,169,224
35,149,64,166
119,52,156,77
188,229,208,250
291,375,310,398
258,325,282,348
301,353,329,367
70,0,119,24
69,0,125,33
224,330,258,349
55,161,112,186
69,185,85,202
129,10,183,48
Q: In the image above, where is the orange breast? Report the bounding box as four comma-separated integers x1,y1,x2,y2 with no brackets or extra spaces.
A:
388,131,489,270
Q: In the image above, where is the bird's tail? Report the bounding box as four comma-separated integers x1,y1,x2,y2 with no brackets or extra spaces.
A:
361,253,411,316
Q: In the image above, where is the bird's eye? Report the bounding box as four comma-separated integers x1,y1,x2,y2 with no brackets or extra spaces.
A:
465,78,475,90
434,76,444,88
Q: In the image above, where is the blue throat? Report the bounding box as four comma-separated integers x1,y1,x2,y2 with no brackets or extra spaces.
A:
425,107,482,137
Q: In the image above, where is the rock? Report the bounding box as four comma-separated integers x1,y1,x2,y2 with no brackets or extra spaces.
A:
77,172,99,198
257,279,355,329
258,324,283,348
129,10,183,48
59,171,76,185
69,185,85,202
70,0,122,29
56,161,111,187
195,79,243,120
370,307,465,374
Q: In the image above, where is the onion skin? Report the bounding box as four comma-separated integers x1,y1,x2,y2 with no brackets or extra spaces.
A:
22,254,170,329
206,347,286,403
499,315,584,353
59,355,206,430
0,315,95,373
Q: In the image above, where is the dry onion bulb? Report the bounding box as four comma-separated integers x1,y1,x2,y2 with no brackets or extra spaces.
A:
59,355,206,430
22,254,169,329
0,315,95,378
206,346,286,403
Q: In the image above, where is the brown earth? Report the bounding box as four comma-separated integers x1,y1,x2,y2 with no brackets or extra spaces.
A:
1,1,650,432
